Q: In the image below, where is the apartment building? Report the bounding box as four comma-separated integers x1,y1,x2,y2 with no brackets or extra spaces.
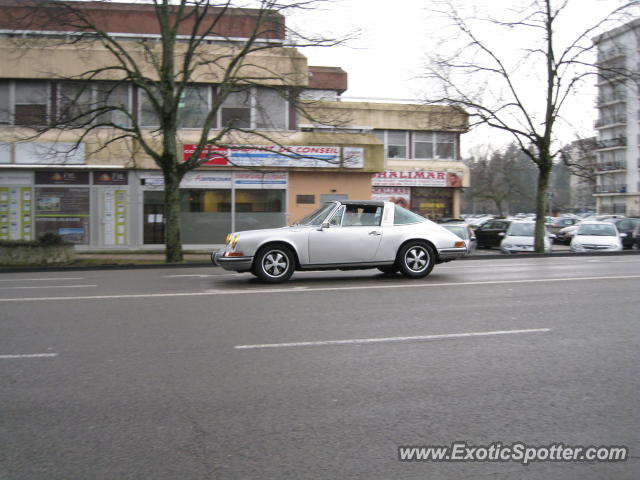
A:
593,19,640,215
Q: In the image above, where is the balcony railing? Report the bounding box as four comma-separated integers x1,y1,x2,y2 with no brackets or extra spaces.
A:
597,47,626,63
596,184,627,193
595,161,626,171
596,92,627,105
596,137,627,149
594,115,627,127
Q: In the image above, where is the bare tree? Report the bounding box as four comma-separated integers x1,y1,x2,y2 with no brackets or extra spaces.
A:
424,0,635,251
5,0,343,262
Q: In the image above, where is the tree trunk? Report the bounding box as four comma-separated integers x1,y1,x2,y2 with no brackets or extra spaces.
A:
164,167,183,263
534,165,551,253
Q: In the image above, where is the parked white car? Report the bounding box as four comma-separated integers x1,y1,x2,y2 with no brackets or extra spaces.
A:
500,221,553,254
570,221,624,253
213,201,467,283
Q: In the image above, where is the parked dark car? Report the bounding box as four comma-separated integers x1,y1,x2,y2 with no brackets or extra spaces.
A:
475,219,512,248
605,217,640,249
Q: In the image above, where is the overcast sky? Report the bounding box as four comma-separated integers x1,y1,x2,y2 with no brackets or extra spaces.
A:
286,0,637,157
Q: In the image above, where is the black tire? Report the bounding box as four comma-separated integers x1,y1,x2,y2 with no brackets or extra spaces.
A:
377,265,399,274
397,242,436,279
252,244,295,283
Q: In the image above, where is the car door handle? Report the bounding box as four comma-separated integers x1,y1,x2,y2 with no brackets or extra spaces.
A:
368,231,381,236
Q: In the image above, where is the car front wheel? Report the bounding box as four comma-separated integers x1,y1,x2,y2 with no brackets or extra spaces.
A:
253,245,295,283
398,242,435,279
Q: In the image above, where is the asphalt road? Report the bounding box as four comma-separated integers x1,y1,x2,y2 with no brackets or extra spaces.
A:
1,256,639,479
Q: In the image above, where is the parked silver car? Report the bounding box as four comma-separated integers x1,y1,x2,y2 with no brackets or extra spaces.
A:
213,201,467,283
441,223,477,255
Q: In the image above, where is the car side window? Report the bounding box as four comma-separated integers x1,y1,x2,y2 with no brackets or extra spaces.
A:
342,205,383,227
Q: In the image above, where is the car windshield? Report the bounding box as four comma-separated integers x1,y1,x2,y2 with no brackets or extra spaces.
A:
507,223,535,236
296,203,336,226
442,225,466,239
577,224,617,236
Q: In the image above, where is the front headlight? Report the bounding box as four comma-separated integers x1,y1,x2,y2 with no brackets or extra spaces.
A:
231,234,238,248
225,233,231,245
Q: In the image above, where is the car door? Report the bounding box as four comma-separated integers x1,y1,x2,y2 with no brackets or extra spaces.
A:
476,221,498,247
307,204,383,264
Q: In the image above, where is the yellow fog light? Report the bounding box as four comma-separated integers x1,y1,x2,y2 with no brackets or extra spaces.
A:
231,234,238,247
454,241,466,248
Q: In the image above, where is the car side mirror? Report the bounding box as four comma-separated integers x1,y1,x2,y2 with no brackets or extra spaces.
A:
549,233,557,239
318,221,330,231
498,232,505,237
620,232,627,238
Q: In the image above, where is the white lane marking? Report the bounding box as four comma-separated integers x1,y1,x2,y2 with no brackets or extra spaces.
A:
439,263,538,269
0,285,96,290
0,277,85,282
0,274,637,302
0,353,58,359
163,273,243,278
235,328,552,350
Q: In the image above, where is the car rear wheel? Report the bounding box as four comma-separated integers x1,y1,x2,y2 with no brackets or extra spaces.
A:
398,242,435,279
253,245,295,283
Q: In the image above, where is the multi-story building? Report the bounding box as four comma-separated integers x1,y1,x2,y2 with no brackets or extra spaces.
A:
0,1,468,249
593,19,640,215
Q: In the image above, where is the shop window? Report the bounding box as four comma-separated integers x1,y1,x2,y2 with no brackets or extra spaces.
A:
235,189,286,232
220,90,251,128
387,131,408,159
178,85,210,129
179,189,232,244
256,88,287,130
15,81,49,126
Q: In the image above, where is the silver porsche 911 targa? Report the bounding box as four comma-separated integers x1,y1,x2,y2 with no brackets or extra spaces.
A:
212,200,467,283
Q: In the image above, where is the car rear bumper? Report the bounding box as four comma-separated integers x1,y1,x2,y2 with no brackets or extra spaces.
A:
437,247,468,261
212,250,253,271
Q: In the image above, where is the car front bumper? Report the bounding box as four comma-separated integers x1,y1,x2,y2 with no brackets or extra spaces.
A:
212,250,254,272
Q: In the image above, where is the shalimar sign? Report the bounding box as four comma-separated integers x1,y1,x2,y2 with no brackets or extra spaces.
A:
372,170,462,188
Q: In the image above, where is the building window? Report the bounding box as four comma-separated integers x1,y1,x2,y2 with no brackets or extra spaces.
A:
15,81,49,126
178,85,210,129
220,90,252,129
95,82,131,128
387,131,408,159
413,132,434,159
436,132,456,159
59,81,93,126
58,81,131,128
413,132,456,160
296,194,315,204
0,80,10,125
139,87,160,128
256,88,287,130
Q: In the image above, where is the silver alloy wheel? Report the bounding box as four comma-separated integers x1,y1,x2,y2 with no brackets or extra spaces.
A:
404,246,429,272
262,250,289,278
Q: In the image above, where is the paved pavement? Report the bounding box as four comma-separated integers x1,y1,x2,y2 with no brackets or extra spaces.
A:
1,257,639,479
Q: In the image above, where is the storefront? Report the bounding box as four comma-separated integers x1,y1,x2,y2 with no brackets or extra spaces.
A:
371,169,466,220
136,170,288,245
0,169,129,245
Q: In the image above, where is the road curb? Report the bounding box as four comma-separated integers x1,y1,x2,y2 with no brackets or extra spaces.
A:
1,250,638,273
